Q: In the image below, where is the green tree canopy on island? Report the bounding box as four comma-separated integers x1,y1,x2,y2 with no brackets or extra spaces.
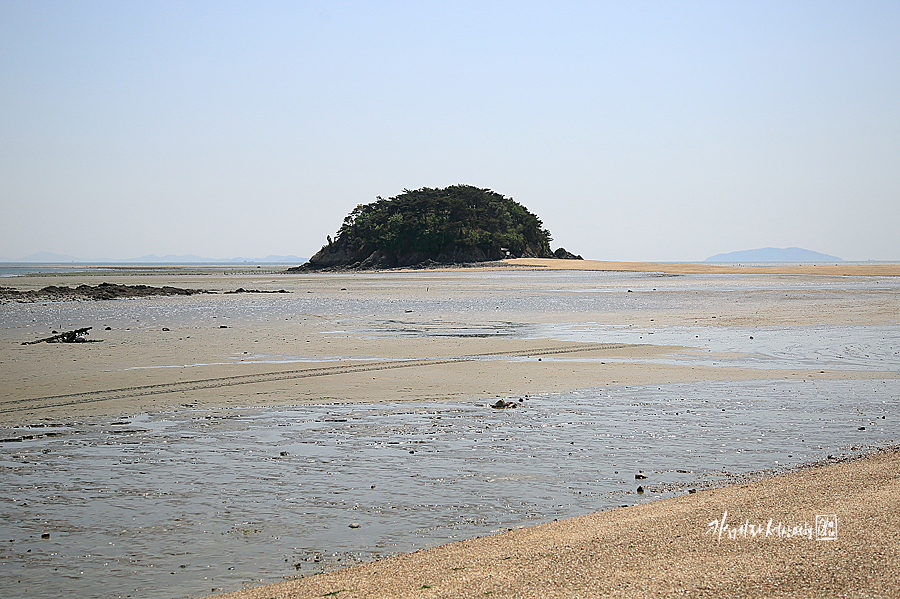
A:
295,185,563,270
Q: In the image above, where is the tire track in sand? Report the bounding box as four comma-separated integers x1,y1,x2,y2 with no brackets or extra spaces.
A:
1,343,628,414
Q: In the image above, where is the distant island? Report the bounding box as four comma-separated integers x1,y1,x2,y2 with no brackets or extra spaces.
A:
124,254,308,264
291,185,581,271
706,247,842,262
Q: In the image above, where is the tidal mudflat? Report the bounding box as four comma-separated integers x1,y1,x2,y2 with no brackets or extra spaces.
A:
0,265,898,598
2,379,898,598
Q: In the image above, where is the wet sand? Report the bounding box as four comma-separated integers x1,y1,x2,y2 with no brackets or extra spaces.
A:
209,445,900,599
2,260,898,426
1,260,898,597
503,258,900,277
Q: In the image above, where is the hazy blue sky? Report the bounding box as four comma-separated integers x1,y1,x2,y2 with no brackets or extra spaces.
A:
2,1,898,261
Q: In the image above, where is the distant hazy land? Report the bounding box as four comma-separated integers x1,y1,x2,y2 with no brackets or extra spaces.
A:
706,247,842,262
0,251,307,264
4,246,847,266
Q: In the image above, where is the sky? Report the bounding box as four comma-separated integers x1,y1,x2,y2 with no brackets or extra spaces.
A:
1,1,898,262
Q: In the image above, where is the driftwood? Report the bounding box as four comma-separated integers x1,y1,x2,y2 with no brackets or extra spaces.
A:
23,327,95,345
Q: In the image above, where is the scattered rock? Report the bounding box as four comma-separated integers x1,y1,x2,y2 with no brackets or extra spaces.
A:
349,522,360,529
636,486,645,494
2,282,205,303
635,471,647,480
491,399,518,409
224,288,289,294
553,247,583,260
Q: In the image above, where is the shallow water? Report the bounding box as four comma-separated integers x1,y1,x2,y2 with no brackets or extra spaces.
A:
530,322,900,371
5,270,900,334
1,378,897,599
2,270,899,597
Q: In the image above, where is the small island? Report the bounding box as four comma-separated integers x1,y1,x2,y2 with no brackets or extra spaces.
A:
290,185,581,271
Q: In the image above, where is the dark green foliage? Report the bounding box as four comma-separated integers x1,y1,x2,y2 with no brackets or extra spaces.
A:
300,185,554,269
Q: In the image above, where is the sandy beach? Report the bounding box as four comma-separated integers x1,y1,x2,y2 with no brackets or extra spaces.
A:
1,259,898,598
209,445,900,599
503,258,900,278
